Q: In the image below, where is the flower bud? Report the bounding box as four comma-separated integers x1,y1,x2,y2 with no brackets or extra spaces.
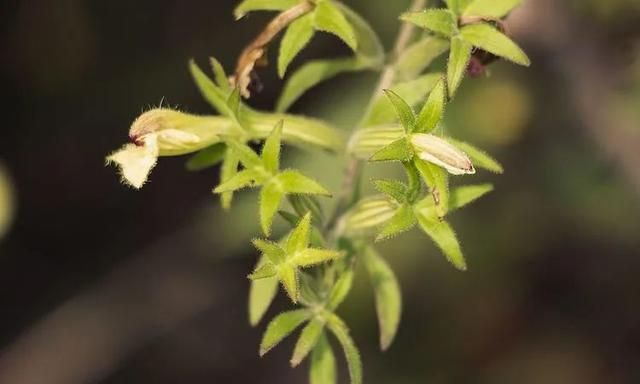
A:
410,133,475,175
107,108,232,189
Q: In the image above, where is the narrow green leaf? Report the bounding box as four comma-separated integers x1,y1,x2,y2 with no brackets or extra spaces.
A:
249,256,280,326
253,238,286,264
373,179,407,203
234,0,299,19
415,78,446,134
262,121,283,174
277,170,331,196
447,37,473,97
225,139,263,169
186,143,227,171
279,14,316,78
276,58,361,112
449,184,493,211
414,159,450,218
310,333,337,384
348,124,404,159
209,57,230,92
327,314,362,384
363,73,441,127
213,169,261,193
291,318,325,367
286,212,311,254
294,248,343,268
279,264,300,302
383,90,416,132
463,0,521,19
445,0,474,15
227,88,241,116
370,137,413,162
395,37,449,81
326,269,354,311
446,138,504,173
314,1,358,51
337,2,384,65
189,60,233,117
376,204,417,241
220,149,239,209
249,262,278,279
363,248,402,350
260,181,285,236
260,309,310,356
400,9,458,37
460,23,530,66
289,195,325,224
415,210,467,270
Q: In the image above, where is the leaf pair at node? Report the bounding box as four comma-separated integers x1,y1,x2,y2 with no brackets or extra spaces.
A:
213,122,331,235
259,266,361,384
401,0,530,96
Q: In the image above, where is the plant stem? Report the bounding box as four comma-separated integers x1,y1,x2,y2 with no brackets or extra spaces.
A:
328,0,427,233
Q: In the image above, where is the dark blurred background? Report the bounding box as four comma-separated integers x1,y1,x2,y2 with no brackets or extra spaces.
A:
1,0,640,383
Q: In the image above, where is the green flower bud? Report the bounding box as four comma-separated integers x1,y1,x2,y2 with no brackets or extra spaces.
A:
107,108,232,189
410,133,475,175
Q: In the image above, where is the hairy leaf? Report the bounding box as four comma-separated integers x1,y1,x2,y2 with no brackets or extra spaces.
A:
279,264,300,302
249,256,280,326
286,212,311,254
260,181,285,235
253,238,286,264
209,57,230,92
314,1,358,51
376,203,417,241
326,269,354,310
262,121,283,174
294,248,343,267
373,179,407,203
220,150,240,209
214,169,262,193
447,37,473,97
189,60,234,117
249,262,278,279
463,0,521,19
445,0,474,15
370,137,413,162
348,124,404,159
310,333,337,384
460,24,530,66
363,248,402,350
400,9,458,37
449,184,493,211
415,159,450,218
279,14,316,78
383,90,416,132
260,309,310,356
225,139,263,169
395,37,449,81
327,314,362,384
415,78,446,133
291,318,325,366
415,210,467,270
276,170,331,196
234,0,299,19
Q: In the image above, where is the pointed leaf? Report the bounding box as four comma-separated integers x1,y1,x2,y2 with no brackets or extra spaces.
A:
227,88,242,117
326,314,362,384
190,60,234,117
276,170,331,196
370,137,413,162
260,181,285,236
186,143,227,171
213,169,262,193
286,212,312,254
400,9,458,37
262,121,283,174
415,159,450,218
253,238,286,264
277,58,361,112
209,57,230,92
249,256,280,326
363,248,402,350
447,37,473,97
294,248,343,268
383,90,415,132
310,332,337,384
279,264,300,302
460,24,530,66
220,149,239,209
314,1,357,51
279,14,316,78
234,0,299,19
249,262,278,280
376,204,417,241
396,37,449,82
338,2,384,64
373,179,407,203
450,184,493,211
289,195,325,223
225,139,263,169
463,0,521,19
260,309,310,356
291,318,325,367
415,211,467,270
445,0,474,15
416,78,446,134
447,138,504,173
326,269,354,311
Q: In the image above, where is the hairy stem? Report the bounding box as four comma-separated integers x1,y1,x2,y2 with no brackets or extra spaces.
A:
328,0,428,233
